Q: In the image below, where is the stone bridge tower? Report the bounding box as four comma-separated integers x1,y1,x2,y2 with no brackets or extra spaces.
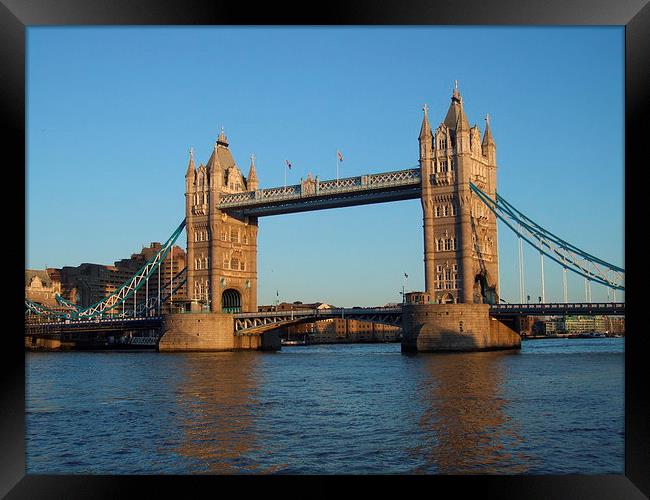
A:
402,85,518,353
184,129,258,314
419,84,499,305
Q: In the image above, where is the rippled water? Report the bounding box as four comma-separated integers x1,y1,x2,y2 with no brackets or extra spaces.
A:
25,338,624,474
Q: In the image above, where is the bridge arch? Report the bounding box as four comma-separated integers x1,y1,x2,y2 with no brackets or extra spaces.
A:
222,288,242,313
441,293,455,304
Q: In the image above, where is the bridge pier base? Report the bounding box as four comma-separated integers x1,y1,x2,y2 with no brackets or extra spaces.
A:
401,303,521,353
158,313,279,352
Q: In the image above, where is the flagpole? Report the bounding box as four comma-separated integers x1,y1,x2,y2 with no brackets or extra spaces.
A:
336,152,339,186
284,161,287,191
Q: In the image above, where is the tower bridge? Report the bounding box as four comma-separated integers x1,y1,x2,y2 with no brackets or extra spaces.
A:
26,86,625,352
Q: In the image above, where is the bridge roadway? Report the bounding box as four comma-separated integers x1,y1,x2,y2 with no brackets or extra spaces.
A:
233,302,625,334
25,303,624,336
25,316,164,336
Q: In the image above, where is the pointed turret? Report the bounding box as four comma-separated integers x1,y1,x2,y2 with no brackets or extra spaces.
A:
419,103,432,141
185,147,196,178
419,103,433,164
452,83,471,154
206,141,222,174
482,113,495,146
443,80,470,132
247,154,259,191
482,113,496,165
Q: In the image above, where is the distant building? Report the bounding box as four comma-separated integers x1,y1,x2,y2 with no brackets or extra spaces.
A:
563,315,608,334
532,315,624,335
25,269,61,307
37,243,186,315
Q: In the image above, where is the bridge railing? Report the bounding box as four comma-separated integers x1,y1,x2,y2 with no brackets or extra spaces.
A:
234,306,402,319
490,302,625,310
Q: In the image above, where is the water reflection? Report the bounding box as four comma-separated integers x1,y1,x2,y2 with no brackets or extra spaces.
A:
172,352,264,473
411,351,531,474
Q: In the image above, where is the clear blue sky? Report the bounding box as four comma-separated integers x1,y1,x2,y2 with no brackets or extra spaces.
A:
26,26,624,306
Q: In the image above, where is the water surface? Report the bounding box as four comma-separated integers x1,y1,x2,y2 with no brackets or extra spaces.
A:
26,338,624,474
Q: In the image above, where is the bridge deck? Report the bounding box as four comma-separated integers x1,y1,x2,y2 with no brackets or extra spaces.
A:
25,303,624,336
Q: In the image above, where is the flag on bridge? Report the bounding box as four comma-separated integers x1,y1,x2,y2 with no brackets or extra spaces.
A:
337,150,343,162
285,159,292,170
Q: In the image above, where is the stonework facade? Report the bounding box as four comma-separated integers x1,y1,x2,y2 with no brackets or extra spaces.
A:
25,269,62,307
419,85,499,305
184,131,259,314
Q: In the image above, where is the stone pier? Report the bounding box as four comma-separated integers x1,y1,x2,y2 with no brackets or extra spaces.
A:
401,303,520,353
158,312,280,352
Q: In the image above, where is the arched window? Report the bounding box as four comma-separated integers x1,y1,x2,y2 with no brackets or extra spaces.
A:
443,205,449,217
435,239,441,252
435,206,441,217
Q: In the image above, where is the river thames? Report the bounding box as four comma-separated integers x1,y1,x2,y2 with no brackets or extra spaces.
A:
25,338,624,474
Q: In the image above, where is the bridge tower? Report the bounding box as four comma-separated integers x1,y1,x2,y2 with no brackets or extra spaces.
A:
403,85,518,352
184,130,258,314
419,84,499,305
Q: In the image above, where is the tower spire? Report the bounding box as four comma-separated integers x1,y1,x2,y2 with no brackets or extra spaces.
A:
443,81,469,131
185,147,196,178
247,153,259,191
419,103,432,140
482,113,495,146
217,126,229,147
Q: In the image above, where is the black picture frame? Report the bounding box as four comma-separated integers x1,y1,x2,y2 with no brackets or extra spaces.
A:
2,1,647,497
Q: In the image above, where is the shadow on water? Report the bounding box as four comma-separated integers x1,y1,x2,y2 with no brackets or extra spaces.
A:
409,350,534,474
172,351,268,474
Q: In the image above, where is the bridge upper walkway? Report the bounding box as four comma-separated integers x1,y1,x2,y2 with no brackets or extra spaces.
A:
218,168,422,217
